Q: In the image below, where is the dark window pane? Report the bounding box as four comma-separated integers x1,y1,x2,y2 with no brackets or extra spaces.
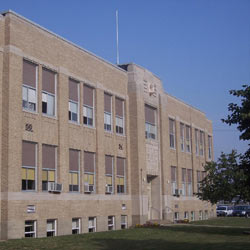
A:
42,102,47,113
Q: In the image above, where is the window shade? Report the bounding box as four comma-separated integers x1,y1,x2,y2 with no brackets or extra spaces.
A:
42,145,55,169
23,60,36,88
182,168,186,182
42,68,55,94
115,98,124,117
169,119,175,134
105,155,113,175
83,85,94,107
69,79,78,102
104,93,112,113
145,105,155,124
22,141,36,167
117,157,125,176
84,152,95,173
171,166,176,182
187,169,192,183
69,149,79,171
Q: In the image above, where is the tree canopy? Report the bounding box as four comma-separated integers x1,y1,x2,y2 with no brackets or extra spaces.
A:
197,85,250,204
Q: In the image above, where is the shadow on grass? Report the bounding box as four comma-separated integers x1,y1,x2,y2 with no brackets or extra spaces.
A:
91,238,250,250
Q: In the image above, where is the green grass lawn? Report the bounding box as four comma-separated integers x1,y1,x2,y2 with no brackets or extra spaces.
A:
1,218,250,250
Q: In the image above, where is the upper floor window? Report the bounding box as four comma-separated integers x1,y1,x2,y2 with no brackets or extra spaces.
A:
169,118,175,149
84,152,95,193
195,129,199,156
68,79,79,123
22,60,37,112
42,68,56,117
187,169,193,196
115,98,125,135
83,85,94,127
22,141,36,191
181,168,187,196
69,149,80,192
116,157,125,194
180,123,185,151
105,155,113,194
42,145,56,191
104,93,112,132
199,131,204,156
197,170,202,192
145,105,156,140
185,125,191,153
208,135,212,159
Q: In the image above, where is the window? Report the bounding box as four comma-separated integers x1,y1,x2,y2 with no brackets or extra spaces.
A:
116,98,125,135
72,218,81,234
105,155,113,194
108,216,115,230
83,85,94,127
185,125,191,153
181,168,186,196
174,212,179,222
88,217,96,233
25,220,36,238
187,169,193,196
169,119,175,148
42,68,56,116
204,210,208,220
199,131,204,156
42,145,56,191
199,211,203,220
69,149,80,192
171,166,177,195
180,123,185,152
145,105,156,139
68,79,79,122
121,215,127,229
195,129,199,156
117,158,125,194
184,211,189,220
191,211,195,221
84,152,95,193
22,60,37,112
197,170,202,192
22,141,36,191
208,135,212,159
47,219,56,237
104,93,112,131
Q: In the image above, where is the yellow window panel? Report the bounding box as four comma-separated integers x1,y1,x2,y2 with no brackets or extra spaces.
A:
27,169,35,180
22,168,26,180
69,173,72,185
48,170,55,182
42,170,47,181
120,177,124,185
106,176,112,185
89,174,94,185
72,173,78,185
84,174,89,183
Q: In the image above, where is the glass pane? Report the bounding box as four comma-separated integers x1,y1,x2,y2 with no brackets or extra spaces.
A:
48,170,55,182
69,173,72,185
106,176,112,185
22,86,28,101
22,168,27,180
47,94,54,116
42,170,47,181
84,174,89,183
27,169,35,180
28,88,36,103
89,174,94,185
72,173,78,185
87,107,93,118
70,102,77,113
83,106,87,116
42,92,47,102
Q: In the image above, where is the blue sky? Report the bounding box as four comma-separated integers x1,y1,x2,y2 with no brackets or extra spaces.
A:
2,0,250,160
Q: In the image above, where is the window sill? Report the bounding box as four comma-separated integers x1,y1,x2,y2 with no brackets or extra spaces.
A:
21,190,37,192
83,124,96,130
42,114,58,121
68,121,80,127
116,133,126,138
170,147,176,151
23,109,38,116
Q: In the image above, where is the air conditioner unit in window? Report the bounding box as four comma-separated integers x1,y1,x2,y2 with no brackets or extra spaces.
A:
48,182,62,193
173,189,180,197
105,185,113,194
84,184,94,193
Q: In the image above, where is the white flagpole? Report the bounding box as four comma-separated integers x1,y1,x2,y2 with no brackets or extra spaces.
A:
116,10,119,65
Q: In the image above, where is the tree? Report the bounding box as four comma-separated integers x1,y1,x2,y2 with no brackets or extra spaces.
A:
197,150,250,204
197,85,250,204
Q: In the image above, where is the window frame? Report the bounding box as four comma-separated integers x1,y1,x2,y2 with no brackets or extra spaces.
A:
185,125,191,153
47,219,57,237
121,215,127,229
208,135,212,159
88,217,96,233
108,216,115,231
84,152,96,194
105,156,114,194
25,220,37,238
180,123,185,152
115,98,125,135
69,149,80,193
22,85,37,113
72,218,81,234
169,118,176,149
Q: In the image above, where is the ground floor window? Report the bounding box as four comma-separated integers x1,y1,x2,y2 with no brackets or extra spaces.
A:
204,210,208,220
184,211,189,220
25,220,36,238
47,219,57,237
88,217,96,233
22,167,35,191
174,212,179,222
199,210,203,220
121,215,127,229
108,216,115,230
190,211,195,221
72,218,80,234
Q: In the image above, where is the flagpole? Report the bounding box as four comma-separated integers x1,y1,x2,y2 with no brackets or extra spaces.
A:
116,10,119,65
